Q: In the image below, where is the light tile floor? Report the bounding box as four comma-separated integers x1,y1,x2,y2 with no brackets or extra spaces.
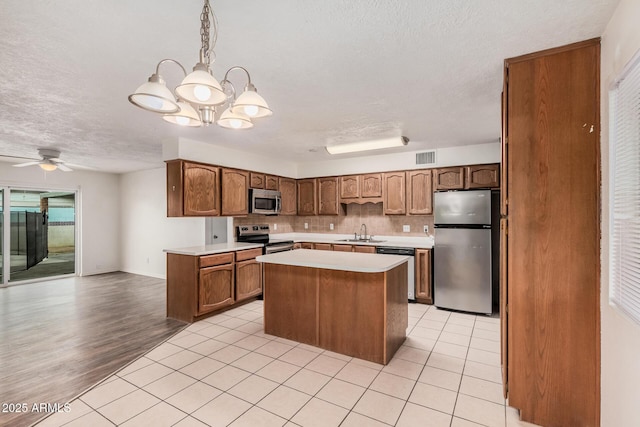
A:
36,301,541,427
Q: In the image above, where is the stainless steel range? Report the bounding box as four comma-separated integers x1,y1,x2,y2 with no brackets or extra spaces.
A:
236,224,294,254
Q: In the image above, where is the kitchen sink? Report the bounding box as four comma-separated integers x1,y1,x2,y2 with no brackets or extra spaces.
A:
336,238,386,243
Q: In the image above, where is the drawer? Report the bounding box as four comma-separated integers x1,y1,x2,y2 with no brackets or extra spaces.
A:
236,247,263,262
200,252,234,268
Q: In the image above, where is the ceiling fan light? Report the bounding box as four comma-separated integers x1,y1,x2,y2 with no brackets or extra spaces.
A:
217,107,253,130
326,136,409,155
162,102,202,127
231,85,272,118
175,67,226,106
39,162,58,172
128,75,180,113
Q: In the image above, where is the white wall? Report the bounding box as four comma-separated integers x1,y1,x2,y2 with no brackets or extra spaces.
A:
165,138,500,179
296,142,501,178
600,1,640,425
0,162,120,276
165,138,299,177
119,167,224,278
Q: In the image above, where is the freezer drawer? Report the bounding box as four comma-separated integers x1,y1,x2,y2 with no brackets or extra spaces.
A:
434,190,492,225
434,228,492,314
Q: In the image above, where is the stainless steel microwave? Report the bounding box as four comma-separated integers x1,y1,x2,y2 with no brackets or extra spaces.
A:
249,189,282,215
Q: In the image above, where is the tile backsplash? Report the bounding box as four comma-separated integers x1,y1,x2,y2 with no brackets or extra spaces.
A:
234,203,433,237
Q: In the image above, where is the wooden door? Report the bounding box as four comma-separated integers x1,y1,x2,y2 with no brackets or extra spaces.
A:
300,242,313,249
466,164,500,188
236,259,262,301
182,162,220,216
354,245,376,253
434,167,465,190
297,179,317,216
318,177,340,215
340,175,360,199
415,249,432,304
250,172,265,189
221,168,249,216
383,172,406,214
361,174,382,198
198,264,234,314
505,39,600,427
279,177,297,215
265,175,279,190
407,170,433,215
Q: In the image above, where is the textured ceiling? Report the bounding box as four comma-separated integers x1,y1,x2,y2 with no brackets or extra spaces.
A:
0,0,620,173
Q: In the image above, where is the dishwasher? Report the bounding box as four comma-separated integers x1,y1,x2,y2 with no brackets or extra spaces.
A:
375,247,415,301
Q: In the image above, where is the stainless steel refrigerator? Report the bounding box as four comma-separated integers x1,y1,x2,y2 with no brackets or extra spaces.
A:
433,190,499,314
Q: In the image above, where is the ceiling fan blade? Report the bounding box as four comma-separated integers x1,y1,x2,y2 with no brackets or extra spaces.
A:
0,155,39,163
56,164,73,172
13,161,41,168
50,158,64,163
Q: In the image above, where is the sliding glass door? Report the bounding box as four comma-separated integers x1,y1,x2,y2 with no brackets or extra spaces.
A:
0,187,76,286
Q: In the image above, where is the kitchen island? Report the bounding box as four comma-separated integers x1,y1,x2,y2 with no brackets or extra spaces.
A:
257,249,409,364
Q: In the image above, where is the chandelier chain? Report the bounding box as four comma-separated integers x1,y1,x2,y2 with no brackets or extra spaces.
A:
200,0,218,66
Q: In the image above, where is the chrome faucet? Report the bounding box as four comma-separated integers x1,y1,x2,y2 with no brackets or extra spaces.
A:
360,223,367,240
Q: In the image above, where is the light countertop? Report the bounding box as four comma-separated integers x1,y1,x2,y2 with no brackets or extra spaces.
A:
257,249,409,273
164,242,263,256
276,233,434,249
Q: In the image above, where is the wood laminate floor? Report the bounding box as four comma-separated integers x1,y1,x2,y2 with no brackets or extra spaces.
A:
0,272,186,427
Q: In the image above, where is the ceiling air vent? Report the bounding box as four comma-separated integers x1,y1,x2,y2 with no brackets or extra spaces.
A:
416,150,436,165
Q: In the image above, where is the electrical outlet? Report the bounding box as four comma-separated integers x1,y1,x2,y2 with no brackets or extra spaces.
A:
146,257,150,264
304,222,309,229
423,225,429,234
273,223,278,231
403,225,410,233
329,223,334,230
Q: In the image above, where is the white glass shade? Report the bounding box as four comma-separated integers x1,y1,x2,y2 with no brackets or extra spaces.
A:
39,162,57,172
175,70,226,106
217,107,253,130
128,80,179,113
231,89,272,118
162,102,202,127
325,137,409,154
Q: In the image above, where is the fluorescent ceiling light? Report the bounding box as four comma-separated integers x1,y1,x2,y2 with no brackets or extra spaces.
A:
326,136,409,155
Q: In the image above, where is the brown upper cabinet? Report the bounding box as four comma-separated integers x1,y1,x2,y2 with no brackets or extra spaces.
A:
166,160,220,217
221,168,249,216
339,174,383,203
318,177,340,215
297,179,317,215
433,167,465,190
265,175,279,191
279,177,297,215
383,172,406,214
250,172,279,191
361,174,383,198
407,170,433,215
250,172,265,189
466,164,500,188
434,164,500,190
340,175,359,199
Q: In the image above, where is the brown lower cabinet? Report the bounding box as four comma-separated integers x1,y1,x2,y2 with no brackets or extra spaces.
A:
199,263,234,314
415,249,432,304
167,247,262,322
313,243,332,251
235,248,263,302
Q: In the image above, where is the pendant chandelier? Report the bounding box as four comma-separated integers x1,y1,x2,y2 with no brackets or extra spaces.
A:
128,0,272,129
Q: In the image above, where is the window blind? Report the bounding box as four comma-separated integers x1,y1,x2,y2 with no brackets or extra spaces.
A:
610,50,640,326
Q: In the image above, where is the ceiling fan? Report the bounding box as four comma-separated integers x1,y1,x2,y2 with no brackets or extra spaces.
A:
9,148,79,172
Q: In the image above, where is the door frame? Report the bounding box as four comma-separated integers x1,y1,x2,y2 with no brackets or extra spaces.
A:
0,184,80,287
